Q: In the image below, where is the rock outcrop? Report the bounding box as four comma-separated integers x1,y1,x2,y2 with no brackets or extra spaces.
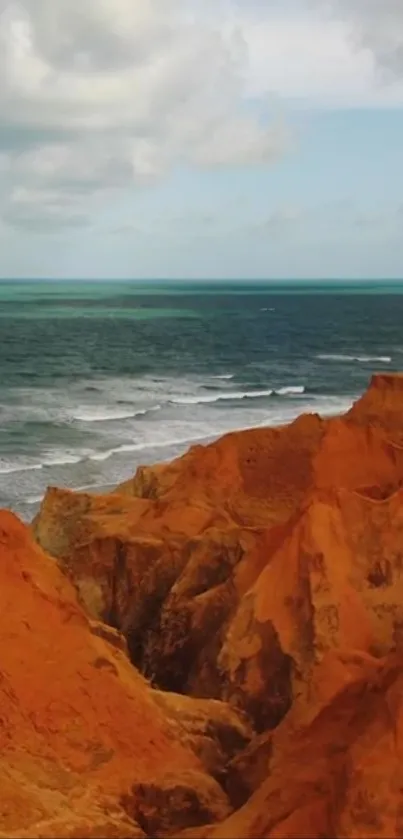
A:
0,511,249,837
348,372,403,446
5,371,403,836
178,650,403,838
32,378,403,724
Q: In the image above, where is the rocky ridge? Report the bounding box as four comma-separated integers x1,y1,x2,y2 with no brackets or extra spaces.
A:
1,373,403,835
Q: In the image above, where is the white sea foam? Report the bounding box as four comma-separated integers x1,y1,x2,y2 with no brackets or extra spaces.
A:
72,405,161,423
318,354,391,364
87,431,217,464
356,356,391,363
24,494,45,505
276,386,306,396
81,394,355,465
171,389,274,405
73,408,141,422
0,461,42,475
42,452,84,467
12,391,357,520
88,450,116,462
2,371,357,523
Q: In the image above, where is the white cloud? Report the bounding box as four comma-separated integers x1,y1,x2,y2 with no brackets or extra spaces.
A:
0,0,286,230
325,0,403,75
3,185,90,232
0,0,402,234
241,11,403,108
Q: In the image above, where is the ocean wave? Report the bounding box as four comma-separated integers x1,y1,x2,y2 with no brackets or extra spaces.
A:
211,374,234,380
88,432,219,464
42,453,83,467
24,494,45,505
276,386,306,396
318,354,391,364
170,386,308,405
170,389,274,405
0,464,41,476
59,394,355,468
88,450,116,463
5,393,356,511
1,450,92,474
356,356,391,363
72,405,161,423
0,461,43,475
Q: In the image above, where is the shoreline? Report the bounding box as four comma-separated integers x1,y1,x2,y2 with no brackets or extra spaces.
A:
24,405,351,522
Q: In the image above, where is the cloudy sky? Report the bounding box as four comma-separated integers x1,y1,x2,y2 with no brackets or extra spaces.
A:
0,0,402,280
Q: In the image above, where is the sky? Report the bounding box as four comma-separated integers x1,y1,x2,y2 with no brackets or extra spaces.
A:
0,0,403,280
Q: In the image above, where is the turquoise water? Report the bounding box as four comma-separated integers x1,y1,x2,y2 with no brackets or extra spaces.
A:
2,278,403,300
1,279,402,520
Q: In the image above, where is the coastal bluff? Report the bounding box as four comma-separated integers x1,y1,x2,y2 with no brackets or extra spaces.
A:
1,373,403,836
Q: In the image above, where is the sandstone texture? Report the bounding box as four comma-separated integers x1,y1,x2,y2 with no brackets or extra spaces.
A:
0,511,245,837
178,651,403,838
2,372,403,836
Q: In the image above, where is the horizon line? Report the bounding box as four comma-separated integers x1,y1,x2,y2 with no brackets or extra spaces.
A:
1,277,403,284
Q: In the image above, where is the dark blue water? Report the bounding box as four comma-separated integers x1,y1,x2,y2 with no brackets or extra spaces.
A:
1,280,402,520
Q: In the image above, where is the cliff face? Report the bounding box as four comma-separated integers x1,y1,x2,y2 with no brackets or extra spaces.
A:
181,651,403,838
0,511,251,837
6,372,403,836
32,381,403,724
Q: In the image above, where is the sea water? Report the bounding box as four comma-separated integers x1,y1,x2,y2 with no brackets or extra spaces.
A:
1,278,402,520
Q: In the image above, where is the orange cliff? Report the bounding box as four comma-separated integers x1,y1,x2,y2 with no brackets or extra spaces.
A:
0,511,252,837
3,371,403,836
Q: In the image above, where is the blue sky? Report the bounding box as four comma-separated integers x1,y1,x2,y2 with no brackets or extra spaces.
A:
0,0,403,280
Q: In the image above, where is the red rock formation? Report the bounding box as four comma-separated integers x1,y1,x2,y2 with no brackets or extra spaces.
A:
0,510,251,837
179,651,403,838
348,372,403,445
217,484,403,730
32,380,403,717
119,407,403,521
15,373,403,834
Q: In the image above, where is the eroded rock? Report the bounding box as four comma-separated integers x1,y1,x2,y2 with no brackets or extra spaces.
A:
176,652,403,838
0,511,235,838
33,389,403,724
150,691,253,785
122,771,231,837
25,374,403,837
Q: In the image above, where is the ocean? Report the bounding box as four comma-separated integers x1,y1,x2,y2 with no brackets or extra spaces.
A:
1,279,403,521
